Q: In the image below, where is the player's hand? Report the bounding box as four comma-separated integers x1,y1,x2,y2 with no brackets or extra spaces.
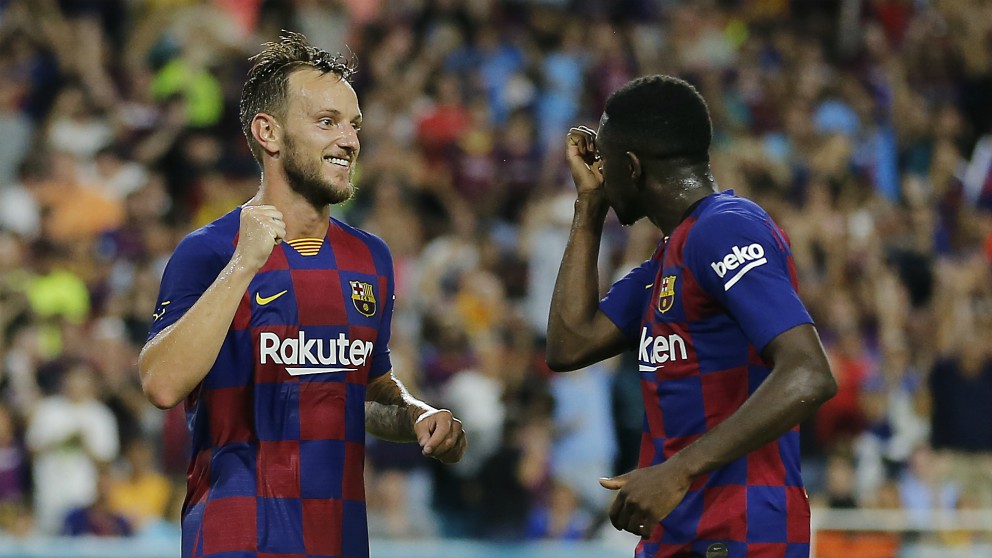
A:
414,409,467,464
599,461,693,538
236,204,286,270
565,126,605,196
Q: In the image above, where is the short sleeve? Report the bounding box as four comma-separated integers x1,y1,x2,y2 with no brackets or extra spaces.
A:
684,210,812,352
367,239,394,380
599,259,657,343
146,233,229,341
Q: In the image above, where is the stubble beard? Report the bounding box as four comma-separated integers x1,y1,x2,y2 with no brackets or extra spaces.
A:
282,133,355,209
604,178,642,227
614,200,642,226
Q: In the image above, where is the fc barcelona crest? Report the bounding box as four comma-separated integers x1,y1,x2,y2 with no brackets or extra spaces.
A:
658,275,676,313
349,280,377,317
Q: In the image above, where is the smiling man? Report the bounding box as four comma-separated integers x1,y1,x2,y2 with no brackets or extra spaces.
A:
138,32,466,558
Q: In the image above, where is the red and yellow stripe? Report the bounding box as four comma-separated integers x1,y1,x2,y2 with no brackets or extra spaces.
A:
286,238,323,256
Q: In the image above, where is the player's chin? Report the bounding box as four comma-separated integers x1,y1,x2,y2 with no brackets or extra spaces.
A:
326,181,355,205
322,165,352,188
614,207,641,227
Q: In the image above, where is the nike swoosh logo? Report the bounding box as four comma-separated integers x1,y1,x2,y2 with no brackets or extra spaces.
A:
638,364,663,373
255,290,288,305
286,367,356,376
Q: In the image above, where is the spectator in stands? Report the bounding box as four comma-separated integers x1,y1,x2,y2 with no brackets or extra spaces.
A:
107,439,170,531
547,361,616,514
0,402,29,534
26,363,119,534
525,481,593,541
897,445,959,526
929,325,992,507
62,468,132,537
815,451,859,509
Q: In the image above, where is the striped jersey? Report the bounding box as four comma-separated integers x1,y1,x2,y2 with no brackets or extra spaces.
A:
148,208,394,558
600,191,813,558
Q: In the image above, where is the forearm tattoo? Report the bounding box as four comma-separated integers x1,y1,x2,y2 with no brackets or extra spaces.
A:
364,374,429,442
364,400,419,442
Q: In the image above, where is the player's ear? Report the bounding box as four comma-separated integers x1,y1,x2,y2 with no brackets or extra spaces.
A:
626,151,642,186
251,113,281,158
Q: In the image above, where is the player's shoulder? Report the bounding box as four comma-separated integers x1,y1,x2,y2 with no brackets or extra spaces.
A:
687,191,775,241
329,216,392,258
694,191,771,228
173,208,240,260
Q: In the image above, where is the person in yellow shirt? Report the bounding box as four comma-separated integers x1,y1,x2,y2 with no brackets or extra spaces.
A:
108,439,171,530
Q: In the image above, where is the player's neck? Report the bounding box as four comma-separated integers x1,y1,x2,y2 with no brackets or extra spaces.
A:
250,174,331,241
644,161,718,234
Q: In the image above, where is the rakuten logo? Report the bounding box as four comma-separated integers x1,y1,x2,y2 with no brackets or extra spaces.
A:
260,331,373,375
638,327,688,372
710,243,767,291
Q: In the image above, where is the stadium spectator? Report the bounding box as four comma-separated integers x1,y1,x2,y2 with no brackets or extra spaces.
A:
107,439,171,531
26,362,119,534
0,402,29,533
525,481,593,541
61,468,133,537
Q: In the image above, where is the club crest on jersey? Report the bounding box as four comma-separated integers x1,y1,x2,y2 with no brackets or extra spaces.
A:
657,275,677,313
349,280,377,317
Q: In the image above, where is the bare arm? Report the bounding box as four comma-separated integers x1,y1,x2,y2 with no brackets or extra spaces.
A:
138,257,255,409
365,372,466,463
602,323,837,536
138,206,285,409
546,127,629,371
364,372,432,443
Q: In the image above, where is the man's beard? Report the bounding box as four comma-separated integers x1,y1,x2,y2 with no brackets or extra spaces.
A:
282,133,355,208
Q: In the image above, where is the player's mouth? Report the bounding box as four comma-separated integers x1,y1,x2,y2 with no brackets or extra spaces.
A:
323,155,351,168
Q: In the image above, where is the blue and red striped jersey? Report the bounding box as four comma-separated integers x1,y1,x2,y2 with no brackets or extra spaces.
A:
148,208,394,558
601,191,813,558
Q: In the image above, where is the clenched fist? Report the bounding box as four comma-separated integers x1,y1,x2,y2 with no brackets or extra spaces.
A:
414,409,467,464
236,205,286,271
565,125,605,196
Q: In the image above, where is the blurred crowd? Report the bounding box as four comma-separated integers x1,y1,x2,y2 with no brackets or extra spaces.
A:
0,0,990,547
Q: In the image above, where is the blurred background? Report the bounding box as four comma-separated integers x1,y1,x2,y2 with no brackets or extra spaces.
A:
0,0,990,556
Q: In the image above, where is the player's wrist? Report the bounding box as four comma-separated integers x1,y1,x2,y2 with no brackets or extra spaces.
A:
575,190,606,204
574,193,609,218
408,405,432,430
666,448,703,481
229,250,266,275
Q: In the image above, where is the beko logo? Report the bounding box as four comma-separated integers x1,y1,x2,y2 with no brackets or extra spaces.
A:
710,243,767,291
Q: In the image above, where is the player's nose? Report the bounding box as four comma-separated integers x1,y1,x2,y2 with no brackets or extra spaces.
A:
337,123,360,152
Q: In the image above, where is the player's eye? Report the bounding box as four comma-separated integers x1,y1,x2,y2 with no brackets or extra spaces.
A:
319,118,333,127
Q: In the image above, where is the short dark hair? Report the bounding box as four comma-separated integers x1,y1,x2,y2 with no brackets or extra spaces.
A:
239,31,357,163
602,75,712,163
